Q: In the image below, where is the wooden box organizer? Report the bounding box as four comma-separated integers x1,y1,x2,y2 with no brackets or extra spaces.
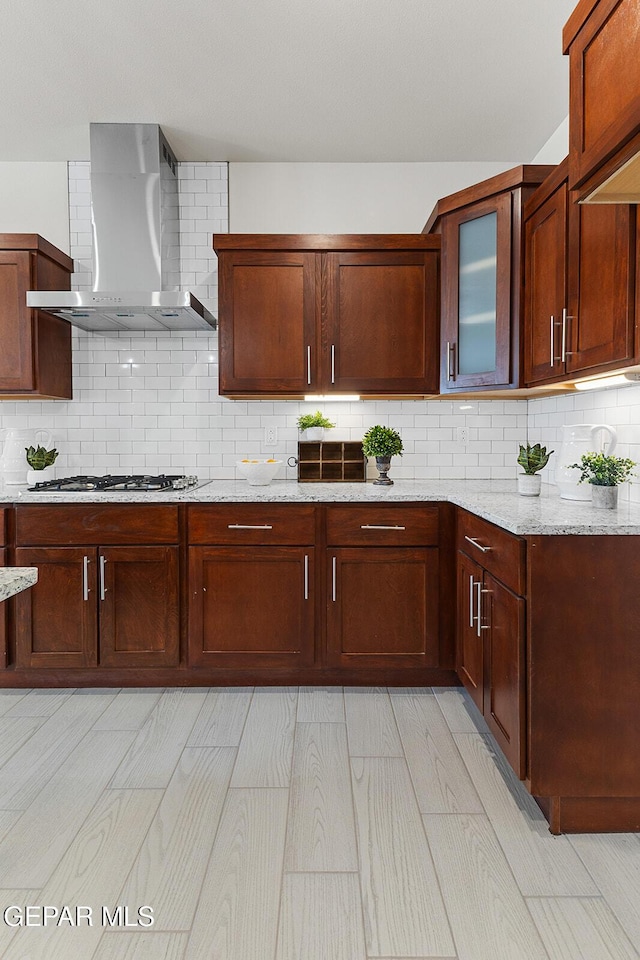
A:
296,441,366,482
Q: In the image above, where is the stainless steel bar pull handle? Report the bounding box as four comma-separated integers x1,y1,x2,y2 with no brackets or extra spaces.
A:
99,556,107,601
304,555,309,601
227,524,273,530
446,341,455,381
331,344,336,384
562,308,575,358
464,535,492,553
360,524,406,531
82,556,90,602
550,315,555,367
475,580,483,637
469,574,475,628
307,345,312,385
332,556,337,602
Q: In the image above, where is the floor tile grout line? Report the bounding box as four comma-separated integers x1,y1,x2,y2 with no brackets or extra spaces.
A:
273,693,297,960
343,688,370,960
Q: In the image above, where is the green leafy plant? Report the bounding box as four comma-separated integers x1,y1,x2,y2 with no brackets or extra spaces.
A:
362,425,404,459
570,452,636,487
517,443,554,476
296,411,336,431
25,445,58,470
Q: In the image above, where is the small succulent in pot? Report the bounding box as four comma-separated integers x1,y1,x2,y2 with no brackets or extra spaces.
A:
570,451,635,509
516,443,553,497
297,410,336,440
25,445,59,470
362,425,404,486
517,443,553,475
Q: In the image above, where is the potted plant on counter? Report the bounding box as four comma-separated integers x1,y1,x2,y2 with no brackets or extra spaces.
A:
516,443,553,497
296,410,336,441
362,425,403,485
570,452,636,509
25,444,59,487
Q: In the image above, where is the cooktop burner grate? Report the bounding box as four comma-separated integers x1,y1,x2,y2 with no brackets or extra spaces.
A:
28,474,201,492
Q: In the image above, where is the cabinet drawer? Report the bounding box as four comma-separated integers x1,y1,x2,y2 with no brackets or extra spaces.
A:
457,509,525,595
326,504,439,546
188,504,316,545
15,505,179,546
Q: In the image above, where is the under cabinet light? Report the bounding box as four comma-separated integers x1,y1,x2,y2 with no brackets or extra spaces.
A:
574,374,632,391
304,395,360,402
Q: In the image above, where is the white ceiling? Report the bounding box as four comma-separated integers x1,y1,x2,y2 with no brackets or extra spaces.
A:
0,0,576,163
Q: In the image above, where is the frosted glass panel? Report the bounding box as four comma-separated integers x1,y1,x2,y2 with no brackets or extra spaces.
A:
458,213,497,376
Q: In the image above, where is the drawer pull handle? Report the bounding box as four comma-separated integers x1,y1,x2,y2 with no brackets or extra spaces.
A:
227,524,273,530
464,535,491,553
82,555,90,602
99,555,107,601
360,524,406,531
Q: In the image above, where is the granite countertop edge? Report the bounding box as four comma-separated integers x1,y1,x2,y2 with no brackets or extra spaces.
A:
1,479,639,536
0,567,38,602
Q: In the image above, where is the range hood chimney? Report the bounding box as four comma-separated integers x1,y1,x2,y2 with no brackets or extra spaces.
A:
27,123,216,331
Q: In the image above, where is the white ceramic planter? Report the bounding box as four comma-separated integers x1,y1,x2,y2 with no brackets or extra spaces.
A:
26,466,56,487
517,473,542,497
591,484,618,509
303,427,325,441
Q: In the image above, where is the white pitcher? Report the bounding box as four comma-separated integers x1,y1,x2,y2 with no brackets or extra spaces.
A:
0,428,54,486
556,424,617,500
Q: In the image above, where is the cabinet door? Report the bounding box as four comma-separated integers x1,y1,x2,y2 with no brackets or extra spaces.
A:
14,547,98,668
324,251,439,394
189,546,315,668
456,551,484,713
524,183,568,384
326,547,439,670
218,250,317,395
566,202,636,373
0,251,36,393
0,548,6,668
98,546,179,667
483,572,525,778
441,193,512,390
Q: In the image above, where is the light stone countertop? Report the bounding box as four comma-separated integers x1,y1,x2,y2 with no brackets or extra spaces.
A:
0,567,38,602
2,478,640,535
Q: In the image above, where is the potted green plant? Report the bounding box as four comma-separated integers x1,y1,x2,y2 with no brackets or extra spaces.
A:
570,452,636,509
296,410,336,441
516,443,553,497
25,444,59,486
362,425,404,485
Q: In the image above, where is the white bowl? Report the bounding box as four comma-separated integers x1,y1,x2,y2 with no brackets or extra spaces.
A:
236,459,283,485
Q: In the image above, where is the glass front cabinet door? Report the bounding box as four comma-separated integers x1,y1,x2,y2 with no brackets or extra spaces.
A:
441,193,512,390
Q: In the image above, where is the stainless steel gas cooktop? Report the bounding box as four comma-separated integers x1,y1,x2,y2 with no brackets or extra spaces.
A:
28,474,204,492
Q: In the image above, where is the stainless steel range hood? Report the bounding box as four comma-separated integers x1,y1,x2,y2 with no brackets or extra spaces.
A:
27,123,216,331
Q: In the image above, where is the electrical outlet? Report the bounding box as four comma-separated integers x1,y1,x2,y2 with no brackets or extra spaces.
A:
264,426,278,446
456,426,469,445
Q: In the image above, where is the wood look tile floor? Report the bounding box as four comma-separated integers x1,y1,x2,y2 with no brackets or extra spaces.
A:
0,686,639,960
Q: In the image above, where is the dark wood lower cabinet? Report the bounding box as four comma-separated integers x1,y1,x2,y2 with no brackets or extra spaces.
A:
0,546,8,669
99,546,179,668
188,546,315,669
14,547,98,669
327,547,439,670
456,512,526,779
14,544,179,669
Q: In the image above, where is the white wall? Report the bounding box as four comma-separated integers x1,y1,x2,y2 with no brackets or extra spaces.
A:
531,116,569,165
0,162,70,253
228,161,520,233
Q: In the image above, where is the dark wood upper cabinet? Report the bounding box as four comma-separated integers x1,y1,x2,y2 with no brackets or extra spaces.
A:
213,235,440,397
0,235,74,399
423,166,554,393
564,0,640,202
524,159,637,386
